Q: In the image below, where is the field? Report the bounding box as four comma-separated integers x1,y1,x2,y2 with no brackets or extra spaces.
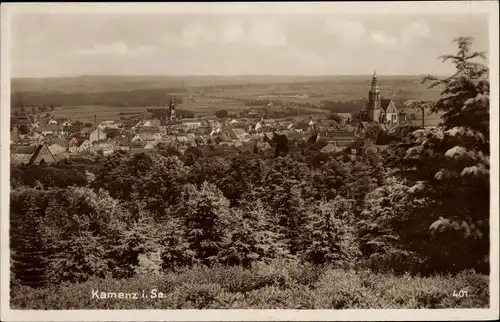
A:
11,262,489,309
11,74,443,123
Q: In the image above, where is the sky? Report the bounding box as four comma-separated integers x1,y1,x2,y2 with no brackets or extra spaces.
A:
10,12,489,78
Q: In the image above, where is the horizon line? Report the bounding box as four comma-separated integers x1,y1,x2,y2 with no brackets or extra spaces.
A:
11,73,450,80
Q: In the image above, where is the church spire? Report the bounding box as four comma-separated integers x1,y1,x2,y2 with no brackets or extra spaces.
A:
370,70,379,92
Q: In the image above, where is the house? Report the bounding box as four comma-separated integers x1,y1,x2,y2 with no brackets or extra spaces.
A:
23,131,44,144
109,137,131,152
228,128,250,141
360,71,399,125
399,106,442,128
95,143,115,156
38,124,59,136
48,139,67,155
254,140,273,152
89,128,107,143
186,133,196,143
327,131,357,147
28,143,57,165
144,142,156,150
142,119,162,127
181,119,203,130
132,130,162,142
68,137,80,148
129,142,152,155
195,126,212,135
336,113,353,122
75,140,94,153
294,121,309,132
160,134,176,144
176,135,190,145
99,120,119,129
321,142,343,154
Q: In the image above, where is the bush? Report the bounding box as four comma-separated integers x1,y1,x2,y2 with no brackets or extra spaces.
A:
10,263,489,309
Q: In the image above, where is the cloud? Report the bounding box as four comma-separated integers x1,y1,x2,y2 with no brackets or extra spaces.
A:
222,21,245,43
400,21,432,45
181,22,217,47
72,41,158,56
326,19,366,43
369,31,399,46
247,18,287,47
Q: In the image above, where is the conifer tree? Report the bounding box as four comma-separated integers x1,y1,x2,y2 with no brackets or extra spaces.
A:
179,182,234,265
368,37,490,274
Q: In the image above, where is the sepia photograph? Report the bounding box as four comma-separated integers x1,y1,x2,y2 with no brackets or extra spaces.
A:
1,2,498,321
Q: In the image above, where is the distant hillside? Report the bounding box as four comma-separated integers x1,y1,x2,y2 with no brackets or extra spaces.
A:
11,75,426,94
10,75,442,109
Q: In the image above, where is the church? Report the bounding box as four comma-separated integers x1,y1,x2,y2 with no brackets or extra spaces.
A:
359,71,399,125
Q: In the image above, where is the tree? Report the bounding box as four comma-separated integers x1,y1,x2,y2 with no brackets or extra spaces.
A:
131,155,188,218
10,187,50,288
215,109,229,118
303,197,358,265
40,187,132,283
223,200,289,267
178,182,234,265
373,37,490,274
103,128,120,140
417,36,489,137
327,113,343,123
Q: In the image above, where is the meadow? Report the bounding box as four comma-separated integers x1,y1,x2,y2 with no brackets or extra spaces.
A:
11,74,442,122
11,261,489,309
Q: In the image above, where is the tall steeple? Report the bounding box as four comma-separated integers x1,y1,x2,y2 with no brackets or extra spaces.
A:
368,70,381,122
169,98,176,120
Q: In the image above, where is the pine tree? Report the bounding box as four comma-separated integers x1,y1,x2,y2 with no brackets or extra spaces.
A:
222,200,290,267
40,187,131,283
376,37,490,274
10,187,50,288
303,197,359,265
179,182,234,265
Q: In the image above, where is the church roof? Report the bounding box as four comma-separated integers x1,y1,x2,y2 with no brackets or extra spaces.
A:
380,99,393,110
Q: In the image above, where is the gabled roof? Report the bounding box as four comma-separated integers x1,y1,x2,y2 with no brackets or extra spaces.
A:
321,143,343,154
28,143,57,165
38,124,59,132
50,138,68,146
231,128,249,138
380,99,393,110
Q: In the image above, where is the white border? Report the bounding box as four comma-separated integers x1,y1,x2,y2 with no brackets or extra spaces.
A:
1,2,499,321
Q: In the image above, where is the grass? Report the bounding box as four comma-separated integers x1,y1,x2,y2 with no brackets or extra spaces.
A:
11,261,489,309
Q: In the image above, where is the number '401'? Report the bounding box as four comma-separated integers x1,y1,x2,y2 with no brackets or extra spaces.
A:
453,290,469,298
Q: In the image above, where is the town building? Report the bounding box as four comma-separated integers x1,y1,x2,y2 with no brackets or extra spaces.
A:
360,71,399,125
89,128,107,143
28,143,57,165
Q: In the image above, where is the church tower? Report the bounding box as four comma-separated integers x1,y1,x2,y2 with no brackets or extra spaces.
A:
169,98,176,120
368,71,381,122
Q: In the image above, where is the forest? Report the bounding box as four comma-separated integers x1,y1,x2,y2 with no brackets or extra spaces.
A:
9,37,490,309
